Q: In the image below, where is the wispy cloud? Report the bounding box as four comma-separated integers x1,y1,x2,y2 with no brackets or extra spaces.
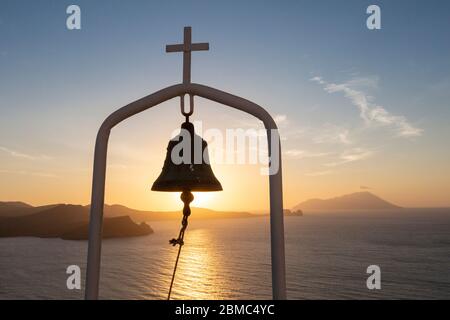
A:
313,124,352,145
274,114,288,126
0,146,52,160
325,148,373,167
311,76,423,137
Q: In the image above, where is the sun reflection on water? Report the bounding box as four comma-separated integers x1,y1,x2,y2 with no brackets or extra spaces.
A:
168,228,228,300
128,219,270,300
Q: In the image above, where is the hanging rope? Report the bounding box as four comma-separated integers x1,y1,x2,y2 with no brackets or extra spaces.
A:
167,191,194,300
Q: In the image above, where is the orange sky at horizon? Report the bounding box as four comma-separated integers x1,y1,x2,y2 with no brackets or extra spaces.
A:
1,97,450,212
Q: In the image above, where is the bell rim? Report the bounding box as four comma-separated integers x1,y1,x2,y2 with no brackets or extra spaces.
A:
151,184,223,192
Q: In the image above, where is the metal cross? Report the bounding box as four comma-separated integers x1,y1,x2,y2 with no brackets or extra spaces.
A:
166,26,209,84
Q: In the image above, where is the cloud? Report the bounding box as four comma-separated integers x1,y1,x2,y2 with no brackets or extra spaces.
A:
310,76,325,85
313,124,352,145
274,114,288,126
311,76,423,137
284,149,331,159
325,148,373,167
360,185,372,190
0,146,52,160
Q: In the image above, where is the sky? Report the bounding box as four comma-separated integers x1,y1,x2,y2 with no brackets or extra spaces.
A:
1,0,450,211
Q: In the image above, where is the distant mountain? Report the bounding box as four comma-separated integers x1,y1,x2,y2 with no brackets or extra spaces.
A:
0,204,153,240
61,216,153,240
0,201,32,209
293,192,401,211
90,204,255,222
0,201,58,217
0,204,88,238
1,201,255,221
0,201,33,217
0,201,256,240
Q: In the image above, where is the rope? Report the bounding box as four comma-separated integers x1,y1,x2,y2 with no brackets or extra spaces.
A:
167,191,193,300
167,240,183,300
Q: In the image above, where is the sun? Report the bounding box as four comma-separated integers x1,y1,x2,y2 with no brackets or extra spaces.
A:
172,192,216,208
192,192,217,208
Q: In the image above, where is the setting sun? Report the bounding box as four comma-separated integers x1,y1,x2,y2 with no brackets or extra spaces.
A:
172,192,218,208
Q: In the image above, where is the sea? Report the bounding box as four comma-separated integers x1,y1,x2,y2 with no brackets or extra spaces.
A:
0,208,449,300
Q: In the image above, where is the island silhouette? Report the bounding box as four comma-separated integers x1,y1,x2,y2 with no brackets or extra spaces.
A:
293,191,401,211
0,202,256,240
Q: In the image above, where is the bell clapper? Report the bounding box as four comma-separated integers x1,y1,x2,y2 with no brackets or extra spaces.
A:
167,190,194,300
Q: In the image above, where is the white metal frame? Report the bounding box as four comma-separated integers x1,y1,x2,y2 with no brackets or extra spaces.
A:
85,27,286,300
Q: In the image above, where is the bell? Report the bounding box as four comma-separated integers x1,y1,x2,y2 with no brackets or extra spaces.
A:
152,121,223,192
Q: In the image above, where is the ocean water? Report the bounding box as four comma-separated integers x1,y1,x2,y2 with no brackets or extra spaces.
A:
0,209,449,300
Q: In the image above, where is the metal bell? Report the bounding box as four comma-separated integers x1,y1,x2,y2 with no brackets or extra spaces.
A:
152,121,223,192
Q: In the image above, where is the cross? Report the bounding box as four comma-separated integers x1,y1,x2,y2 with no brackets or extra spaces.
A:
166,26,209,84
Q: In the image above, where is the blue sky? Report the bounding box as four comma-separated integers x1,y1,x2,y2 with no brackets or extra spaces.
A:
1,0,450,209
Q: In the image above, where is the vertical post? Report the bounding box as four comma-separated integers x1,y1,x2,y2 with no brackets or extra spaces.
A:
268,130,287,300
85,127,110,300
183,27,191,84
